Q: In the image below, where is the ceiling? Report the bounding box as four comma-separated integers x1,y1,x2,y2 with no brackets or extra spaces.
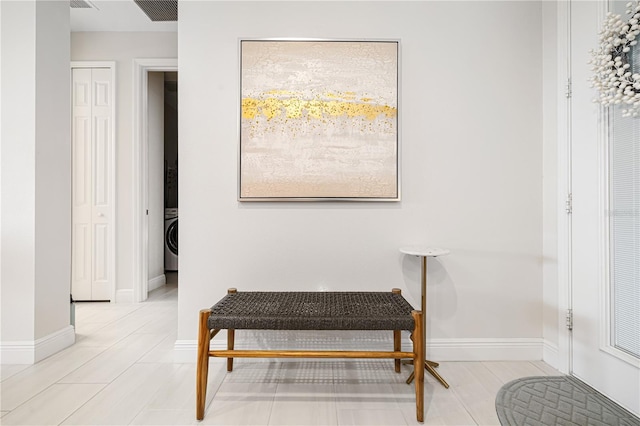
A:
70,0,177,32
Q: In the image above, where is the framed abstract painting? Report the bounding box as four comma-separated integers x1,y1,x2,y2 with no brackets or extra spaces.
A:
238,39,400,201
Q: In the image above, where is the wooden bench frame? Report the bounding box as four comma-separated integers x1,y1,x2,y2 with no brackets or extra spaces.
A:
196,288,425,422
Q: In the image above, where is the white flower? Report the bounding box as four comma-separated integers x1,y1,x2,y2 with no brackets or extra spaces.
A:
590,1,640,117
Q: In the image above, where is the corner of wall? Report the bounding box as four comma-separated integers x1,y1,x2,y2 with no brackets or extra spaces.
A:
115,289,134,304
542,339,560,369
148,274,167,292
1,325,75,365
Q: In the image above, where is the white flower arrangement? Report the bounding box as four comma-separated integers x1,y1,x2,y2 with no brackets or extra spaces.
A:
590,1,640,117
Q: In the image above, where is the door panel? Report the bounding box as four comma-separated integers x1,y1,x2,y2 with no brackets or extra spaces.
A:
72,68,93,301
570,1,640,415
92,222,110,300
72,66,113,301
73,117,90,206
94,81,110,107
94,117,110,207
91,69,112,300
72,223,91,301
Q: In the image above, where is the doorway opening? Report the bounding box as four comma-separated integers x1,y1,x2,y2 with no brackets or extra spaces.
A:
133,58,178,303
148,71,179,295
164,72,179,290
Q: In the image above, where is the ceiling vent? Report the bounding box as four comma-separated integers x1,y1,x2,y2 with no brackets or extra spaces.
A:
70,0,95,9
134,0,177,22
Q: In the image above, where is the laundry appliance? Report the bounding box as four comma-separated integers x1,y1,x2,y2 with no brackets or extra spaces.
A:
164,208,178,271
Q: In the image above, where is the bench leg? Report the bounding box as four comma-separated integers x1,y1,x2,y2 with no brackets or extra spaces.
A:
411,310,425,423
196,309,211,421
227,329,235,372
392,288,403,374
226,287,237,373
394,330,401,373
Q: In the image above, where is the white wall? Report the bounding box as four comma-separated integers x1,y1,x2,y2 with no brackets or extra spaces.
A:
177,1,545,360
0,1,3,334
71,32,178,300
34,1,72,340
542,1,560,368
1,0,35,346
148,72,165,287
1,0,73,363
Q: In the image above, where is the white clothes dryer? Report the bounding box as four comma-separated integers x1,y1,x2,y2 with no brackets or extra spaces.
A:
164,208,178,271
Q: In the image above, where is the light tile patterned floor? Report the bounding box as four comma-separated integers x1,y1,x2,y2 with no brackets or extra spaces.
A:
0,275,560,425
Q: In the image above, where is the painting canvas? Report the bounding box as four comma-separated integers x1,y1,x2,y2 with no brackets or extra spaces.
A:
239,40,399,201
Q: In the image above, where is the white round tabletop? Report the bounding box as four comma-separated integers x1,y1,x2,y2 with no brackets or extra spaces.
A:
399,246,450,257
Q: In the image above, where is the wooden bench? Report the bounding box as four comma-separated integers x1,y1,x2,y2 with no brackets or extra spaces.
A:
196,288,425,422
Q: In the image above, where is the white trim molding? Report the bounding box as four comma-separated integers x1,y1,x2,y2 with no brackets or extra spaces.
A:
429,338,544,362
148,274,167,292
543,339,560,369
132,58,178,304
0,326,75,364
174,339,196,363
115,289,134,304
555,0,572,376
174,335,544,364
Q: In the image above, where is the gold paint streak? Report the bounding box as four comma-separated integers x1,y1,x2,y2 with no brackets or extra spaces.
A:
325,91,356,101
307,100,324,119
242,97,397,122
262,98,282,120
242,98,258,119
282,98,303,118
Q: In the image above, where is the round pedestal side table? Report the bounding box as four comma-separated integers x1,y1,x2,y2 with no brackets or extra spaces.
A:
400,246,450,389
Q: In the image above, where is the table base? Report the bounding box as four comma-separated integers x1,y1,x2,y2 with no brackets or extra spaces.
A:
404,359,450,388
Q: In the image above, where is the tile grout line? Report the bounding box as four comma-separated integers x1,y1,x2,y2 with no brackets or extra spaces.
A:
1,343,112,415
0,365,30,383
448,363,482,426
57,302,176,425
56,384,103,426
448,386,481,426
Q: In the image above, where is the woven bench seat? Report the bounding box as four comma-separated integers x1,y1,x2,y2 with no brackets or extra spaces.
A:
208,291,416,331
196,288,425,423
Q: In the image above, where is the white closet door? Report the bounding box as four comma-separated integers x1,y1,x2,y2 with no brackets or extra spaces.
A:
72,68,93,301
72,67,113,301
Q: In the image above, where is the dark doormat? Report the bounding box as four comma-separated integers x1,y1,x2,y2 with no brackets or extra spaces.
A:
495,375,640,425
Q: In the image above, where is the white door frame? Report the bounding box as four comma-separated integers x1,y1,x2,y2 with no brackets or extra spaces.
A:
555,0,572,375
70,61,117,303
133,58,178,303
555,0,606,376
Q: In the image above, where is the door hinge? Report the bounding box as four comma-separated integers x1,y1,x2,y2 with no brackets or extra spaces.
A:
566,308,573,331
565,78,572,98
565,193,573,214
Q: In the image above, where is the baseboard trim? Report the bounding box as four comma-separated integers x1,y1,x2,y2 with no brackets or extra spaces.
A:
148,274,166,292
1,326,75,364
173,334,544,363
115,289,133,303
542,339,559,369
429,337,543,361
174,339,196,363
